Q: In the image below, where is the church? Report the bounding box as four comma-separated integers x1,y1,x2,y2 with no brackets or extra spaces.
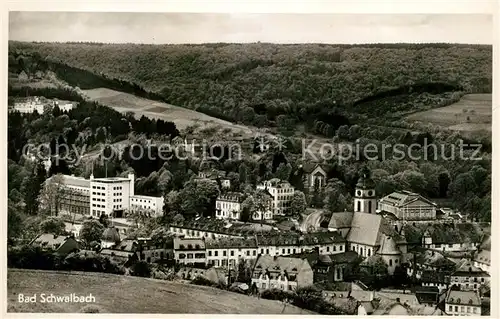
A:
327,166,408,275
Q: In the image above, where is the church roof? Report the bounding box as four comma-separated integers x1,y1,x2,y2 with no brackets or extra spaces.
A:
328,212,354,229
346,212,406,248
301,162,329,174
378,235,401,255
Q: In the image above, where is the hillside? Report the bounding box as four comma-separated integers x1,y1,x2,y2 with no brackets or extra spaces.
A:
7,269,314,314
9,42,492,132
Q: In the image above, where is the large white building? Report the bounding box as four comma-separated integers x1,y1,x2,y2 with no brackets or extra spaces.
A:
46,173,164,218
256,178,295,216
12,97,45,114
215,192,244,220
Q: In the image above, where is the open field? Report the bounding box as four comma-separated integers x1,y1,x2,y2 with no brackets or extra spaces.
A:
8,75,59,89
406,94,491,133
8,269,314,314
82,88,254,136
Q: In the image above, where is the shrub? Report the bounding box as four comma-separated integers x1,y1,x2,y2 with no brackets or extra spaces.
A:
130,261,151,278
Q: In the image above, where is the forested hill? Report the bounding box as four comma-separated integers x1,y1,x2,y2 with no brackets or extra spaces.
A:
9,41,492,131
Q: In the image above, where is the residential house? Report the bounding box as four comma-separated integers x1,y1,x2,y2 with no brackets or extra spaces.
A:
300,163,328,191
168,218,246,240
206,237,258,269
378,190,438,221
251,255,314,292
473,235,490,274
450,260,490,291
256,178,295,216
215,192,244,220
255,231,346,257
406,249,455,285
30,233,79,255
290,250,359,283
250,189,274,221
420,270,451,293
445,290,481,316
100,237,174,264
173,237,207,266
421,224,480,252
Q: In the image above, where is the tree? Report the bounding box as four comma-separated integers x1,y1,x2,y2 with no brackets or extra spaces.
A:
179,179,220,217
40,216,66,235
80,219,105,246
289,191,307,217
23,159,46,215
38,174,65,216
8,199,24,243
173,214,185,224
274,163,292,181
238,163,249,185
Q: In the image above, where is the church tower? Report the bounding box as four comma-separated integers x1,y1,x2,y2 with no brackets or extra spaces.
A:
354,166,377,214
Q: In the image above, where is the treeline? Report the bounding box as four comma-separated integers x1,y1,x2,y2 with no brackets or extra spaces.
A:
8,41,492,133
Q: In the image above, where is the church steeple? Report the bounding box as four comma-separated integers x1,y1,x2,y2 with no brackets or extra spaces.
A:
354,166,377,214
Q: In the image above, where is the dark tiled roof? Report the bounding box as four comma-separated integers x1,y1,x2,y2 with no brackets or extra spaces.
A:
328,212,354,229
446,290,481,306
173,238,206,250
255,231,345,246
329,251,360,264
421,270,450,284
205,237,258,249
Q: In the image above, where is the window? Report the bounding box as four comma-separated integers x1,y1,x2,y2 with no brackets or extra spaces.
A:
389,259,393,266
448,305,453,312
230,251,234,256
223,251,227,257
208,251,212,257
253,250,256,256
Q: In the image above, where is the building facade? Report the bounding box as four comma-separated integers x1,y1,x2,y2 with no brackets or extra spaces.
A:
256,178,295,216
173,237,207,266
445,290,481,316
215,192,244,220
378,191,437,221
251,255,314,292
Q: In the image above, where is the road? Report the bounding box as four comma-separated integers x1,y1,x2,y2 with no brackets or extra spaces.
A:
299,209,326,233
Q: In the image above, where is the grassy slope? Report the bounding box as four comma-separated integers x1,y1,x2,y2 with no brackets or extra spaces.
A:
7,269,314,314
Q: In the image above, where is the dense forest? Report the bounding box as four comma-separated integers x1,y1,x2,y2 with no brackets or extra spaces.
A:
8,41,492,133
7,41,492,232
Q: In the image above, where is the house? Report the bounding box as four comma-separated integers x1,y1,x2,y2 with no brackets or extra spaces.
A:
100,237,174,264
101,227,122,249
445,289,481,316
251,255,314,292
256,178,295,216
30,233,79,255
406,249,455,284
215,192,244,220
421,224,480,252
173,237,207,266
168,218,246,240
205,237,259,269
290,250,359,283
473,235,490,274
378,191,438,221
415,286,440,306
450,260,490,291
255,231,346,257
300,163,328,191
250,189,274,221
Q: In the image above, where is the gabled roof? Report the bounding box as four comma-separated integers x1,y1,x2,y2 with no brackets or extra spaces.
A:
328,212,354,229
347,213,382,246
446,290,481,306
205,237,258,249
301,163,329,174
31,233,73,250
47,174,90,189
453,259,490,277
473,250,490,266
253,255,308,275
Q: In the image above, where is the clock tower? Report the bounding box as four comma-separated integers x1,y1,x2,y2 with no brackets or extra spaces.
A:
354,166,377,214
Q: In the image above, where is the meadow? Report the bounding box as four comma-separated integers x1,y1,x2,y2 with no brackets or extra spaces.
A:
8,269,313,314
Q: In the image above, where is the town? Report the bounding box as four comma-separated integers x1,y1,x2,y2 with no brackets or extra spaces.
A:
7,13,492,315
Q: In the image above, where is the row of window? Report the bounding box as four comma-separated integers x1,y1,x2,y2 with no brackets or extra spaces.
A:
113,198,123,202
92,186,106,190
112,193,123,197
113,186,123,190
178,253,207,259
92,203,106,208
254,281,294,290
447,305,479,314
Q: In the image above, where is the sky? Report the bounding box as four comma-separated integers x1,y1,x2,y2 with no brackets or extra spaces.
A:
8,12,493,44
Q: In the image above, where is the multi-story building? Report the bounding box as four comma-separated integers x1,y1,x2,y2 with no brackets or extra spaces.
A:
255,232,346,257
215,192,244,220
251,255,314,292
45,173,164,218
52,175,91,216
450,260,490,291
445,290,481,316
206,237,259,269
100,237,174,264
173,237,207,266
256,178,295,216
168,218,245,240
378,191,438,221
11,97,46,114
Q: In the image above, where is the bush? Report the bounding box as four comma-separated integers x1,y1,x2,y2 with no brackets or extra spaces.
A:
130,261,151,278
261,288,294,301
